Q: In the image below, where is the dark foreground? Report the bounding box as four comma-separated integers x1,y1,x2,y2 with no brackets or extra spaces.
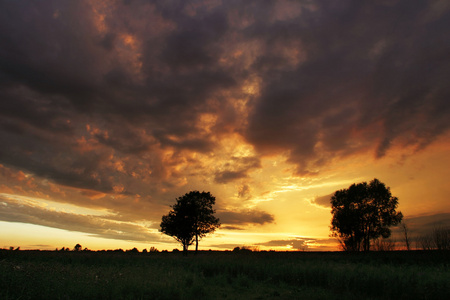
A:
1,250,449,300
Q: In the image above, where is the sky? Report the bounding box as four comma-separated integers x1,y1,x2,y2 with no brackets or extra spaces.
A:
1,0,449,252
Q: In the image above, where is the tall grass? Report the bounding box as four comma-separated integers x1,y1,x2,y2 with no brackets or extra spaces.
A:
1,250,448,299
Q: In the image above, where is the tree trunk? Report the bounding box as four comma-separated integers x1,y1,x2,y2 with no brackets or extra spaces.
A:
402,223,410,251
195,234,198,254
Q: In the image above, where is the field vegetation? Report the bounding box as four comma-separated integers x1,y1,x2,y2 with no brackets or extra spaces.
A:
1,249,449,299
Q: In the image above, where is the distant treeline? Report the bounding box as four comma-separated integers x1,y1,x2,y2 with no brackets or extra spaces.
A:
3,225,448,253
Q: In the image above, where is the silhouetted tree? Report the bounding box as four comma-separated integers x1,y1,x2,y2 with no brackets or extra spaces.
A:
160,191,220,254
149,246,159,253
418,225,450,250
401,222,411,250
330,178,403,251
417,234,434,250
432,226,450,250
73,244,82,251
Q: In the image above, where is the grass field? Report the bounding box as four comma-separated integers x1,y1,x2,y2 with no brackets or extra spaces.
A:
1,249,449,299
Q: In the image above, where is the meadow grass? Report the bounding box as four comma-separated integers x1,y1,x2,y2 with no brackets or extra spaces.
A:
0,250,448,299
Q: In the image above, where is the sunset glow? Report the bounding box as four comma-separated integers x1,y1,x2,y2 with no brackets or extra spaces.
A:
1,0,449,252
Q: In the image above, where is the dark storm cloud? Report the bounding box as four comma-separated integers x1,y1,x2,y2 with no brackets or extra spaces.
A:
244,0,450,174
0,1,103,107
0,0,238,196
0,118,118,194
160,7,228,69
0,0,449,204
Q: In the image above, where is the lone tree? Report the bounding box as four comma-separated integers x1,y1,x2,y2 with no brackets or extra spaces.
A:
160,191,220,254
330,178,403,251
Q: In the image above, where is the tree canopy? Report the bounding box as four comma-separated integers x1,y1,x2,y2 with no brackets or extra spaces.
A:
160,191,220,254
330,178,403,251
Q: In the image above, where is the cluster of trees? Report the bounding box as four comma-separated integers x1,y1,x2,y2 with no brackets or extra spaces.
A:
232,246,261,253
159,180,405,253
7,180,444,254
8,179,441,254
157,179,446,253
53,245,164,253
56,245,87,252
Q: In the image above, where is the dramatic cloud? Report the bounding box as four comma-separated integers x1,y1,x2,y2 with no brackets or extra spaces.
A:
0,0,449,249
244,0,450,174
1,0,447,190
0,194,162,243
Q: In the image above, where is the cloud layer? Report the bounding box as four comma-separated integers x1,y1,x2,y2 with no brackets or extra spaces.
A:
1,0,449,244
